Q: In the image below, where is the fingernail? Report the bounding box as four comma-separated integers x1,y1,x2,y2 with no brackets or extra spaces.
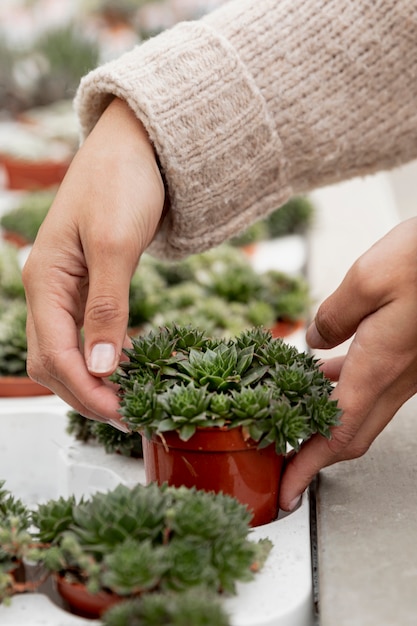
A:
89,343,116,374
110,419,130,433
288,495,301,511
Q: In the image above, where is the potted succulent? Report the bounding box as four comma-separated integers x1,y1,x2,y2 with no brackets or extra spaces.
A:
229,195,315,248
112,324,342,526
129,245,310,338
264,195,315,239
0,481,35,604
0,244,52,397
29,482,271,620
0,298,52,397
262,270,311,337
0,299,49,397
0,23,99,190
0,189,54,248
102,587,231,626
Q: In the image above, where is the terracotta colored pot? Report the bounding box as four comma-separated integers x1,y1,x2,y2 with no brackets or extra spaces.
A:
0,376,53,397
0,154,70,190
55,575,122,619
1,230,31,249
142,427,284,527
270,318,305,338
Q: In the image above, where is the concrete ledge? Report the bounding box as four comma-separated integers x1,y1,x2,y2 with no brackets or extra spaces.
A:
316,396,417,626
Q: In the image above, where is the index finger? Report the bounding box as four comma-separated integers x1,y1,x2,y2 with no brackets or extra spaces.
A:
25,286,126,428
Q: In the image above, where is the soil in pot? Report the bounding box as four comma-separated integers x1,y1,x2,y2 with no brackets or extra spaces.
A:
142,426,284,527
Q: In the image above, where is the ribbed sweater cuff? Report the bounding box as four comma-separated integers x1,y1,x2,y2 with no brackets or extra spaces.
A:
74,21,290,259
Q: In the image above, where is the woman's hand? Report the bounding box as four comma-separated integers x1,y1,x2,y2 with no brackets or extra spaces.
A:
279,217,417,510
22,98,165,429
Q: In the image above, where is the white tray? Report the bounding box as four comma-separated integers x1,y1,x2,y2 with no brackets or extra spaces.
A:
0,395,315,626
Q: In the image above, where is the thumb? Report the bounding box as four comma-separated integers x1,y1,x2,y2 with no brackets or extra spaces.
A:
84,260,133,377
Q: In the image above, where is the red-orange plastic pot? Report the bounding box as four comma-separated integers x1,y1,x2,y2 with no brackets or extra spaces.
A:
55,575,122,619
0,376,53,397
142,427,284,527
270,318,305,338
1,230,31,249
0,154,70,190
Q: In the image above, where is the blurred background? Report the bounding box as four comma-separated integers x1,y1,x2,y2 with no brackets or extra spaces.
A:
0,0,416,380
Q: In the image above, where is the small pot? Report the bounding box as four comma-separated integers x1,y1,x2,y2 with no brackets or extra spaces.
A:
270,318,304,338
0,154,69,190
0,376,53,398
55,574,122,619
142,427,284,527
1,230,31,249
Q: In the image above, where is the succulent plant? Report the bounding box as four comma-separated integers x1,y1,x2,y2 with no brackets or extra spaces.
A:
112,324,342,453
0,481,30,532
128,244,310,337
29,23,100,106
262,270,311,322
228,195,315,246
228,219,269,248
66,410,97,444
103,587,231,626
265,195,315,238
31,495,77,544
0,481,32,603
0,299,29,377
0,244,25,300
0,190,54,245
31,482,271,603
66,410,143,457
93,422,144,458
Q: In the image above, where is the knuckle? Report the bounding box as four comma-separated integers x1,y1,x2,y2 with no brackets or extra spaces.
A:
26,352,52,384
349,255,377,297
85,296,128,326
326,420,359,456
342,441,371,461
325,417,370,461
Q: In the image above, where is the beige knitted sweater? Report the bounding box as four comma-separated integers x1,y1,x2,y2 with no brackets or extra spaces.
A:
75,0,417,260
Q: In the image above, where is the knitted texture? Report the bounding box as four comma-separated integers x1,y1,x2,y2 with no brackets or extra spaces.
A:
75,0,417,259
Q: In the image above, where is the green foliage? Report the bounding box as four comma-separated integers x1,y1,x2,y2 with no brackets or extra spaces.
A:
229,195,315,246
31,495,77,544
265,196,315,238
262,270,311,322
0,244,25,300
66,410,143,457
31,23,100,103
32,483,269,599
66,410,97,443
229,220,269,247
128,244,310,335
0,481,30,531
0,481,32,600
103,588,231,626
93,422,143,458
0,191,54,244
112,325,342,453
0,245,31,377
0,299,28,377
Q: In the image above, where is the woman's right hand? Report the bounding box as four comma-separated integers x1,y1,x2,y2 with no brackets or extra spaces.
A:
23,97,165,430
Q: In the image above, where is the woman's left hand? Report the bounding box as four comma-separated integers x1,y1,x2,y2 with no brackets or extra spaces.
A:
279,217,417,511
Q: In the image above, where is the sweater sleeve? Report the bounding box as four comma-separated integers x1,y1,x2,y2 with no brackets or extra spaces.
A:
74,0,417,260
